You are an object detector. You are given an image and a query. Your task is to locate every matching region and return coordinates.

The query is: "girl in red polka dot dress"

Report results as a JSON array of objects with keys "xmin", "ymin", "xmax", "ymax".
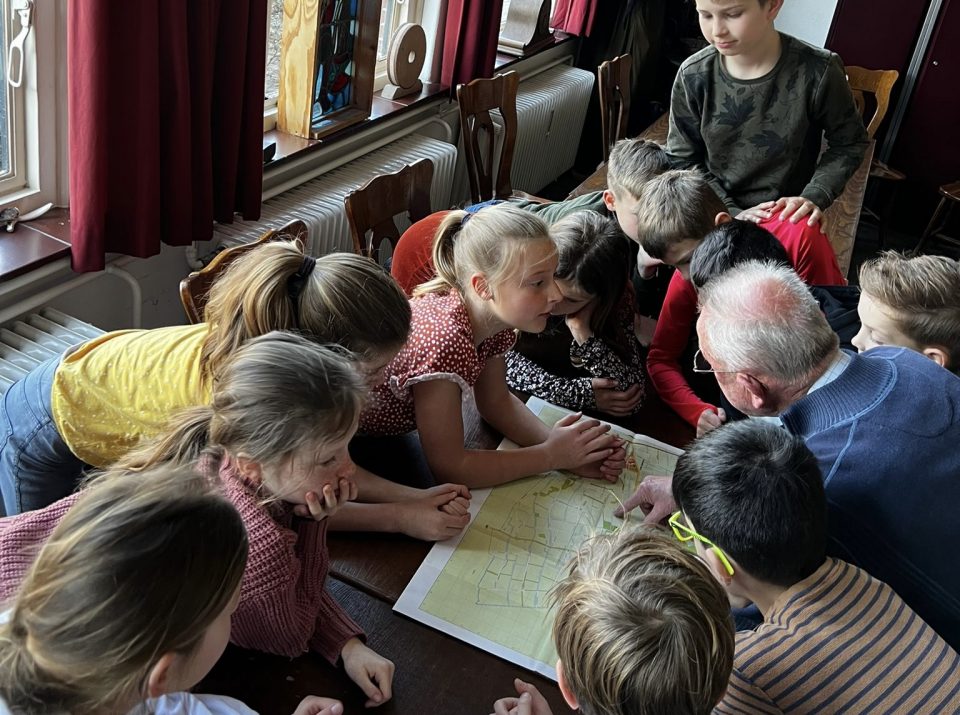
[{"xmin": 359, "ymin": 204, "xmax": 626, "ymax": 488}]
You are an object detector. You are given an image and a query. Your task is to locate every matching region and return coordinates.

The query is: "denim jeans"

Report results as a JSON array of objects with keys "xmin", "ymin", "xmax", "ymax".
[{"xmin": 0, "ymin": 356, "xmax": 85, "ymax": 515}]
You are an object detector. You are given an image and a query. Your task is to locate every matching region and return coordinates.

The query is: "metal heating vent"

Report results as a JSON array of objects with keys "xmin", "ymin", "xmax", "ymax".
[{"xmin": 0, "ymin": 308, "xmax": 104, "ymax": 395}]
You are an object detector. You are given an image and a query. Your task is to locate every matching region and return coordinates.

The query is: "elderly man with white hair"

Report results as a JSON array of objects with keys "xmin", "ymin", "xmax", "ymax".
[{"xmin": 619, "ymin": 261, "xmax": 960, "ymax": 651}]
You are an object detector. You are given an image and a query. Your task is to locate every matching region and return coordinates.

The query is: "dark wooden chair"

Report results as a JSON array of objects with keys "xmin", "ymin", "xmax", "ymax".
[
  {"xmin": 457, "ymin": 71, "xmax": 543, "ymax": 204},
  {"xmin": 914, "ymin": 181, "xmax": 960, "ymax": 255},
  {"xmin": 179, "ymin": 219, "xmax": 309, "ymax": 324},
  {"xmin": 598, "ymin": 54, "xmax": 632, "ymax": 163},
  {"xmin": 846, "ymin": 65, "xmax": 905, "ymax": 247},
  {"xmin": 343, "ymin": 159, "xmax": 435, "ymax": 262}
]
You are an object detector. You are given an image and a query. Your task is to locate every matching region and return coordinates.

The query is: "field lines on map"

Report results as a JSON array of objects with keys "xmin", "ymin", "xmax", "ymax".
[{"xmin": 394, "ymin": 397, "xmax": 683, "ymax": 680}]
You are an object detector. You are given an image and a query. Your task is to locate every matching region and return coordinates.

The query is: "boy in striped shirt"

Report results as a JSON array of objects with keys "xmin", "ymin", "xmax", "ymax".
[{"xmin": 672, "ymin": 420, "xmax": 960, "ymax": 714}]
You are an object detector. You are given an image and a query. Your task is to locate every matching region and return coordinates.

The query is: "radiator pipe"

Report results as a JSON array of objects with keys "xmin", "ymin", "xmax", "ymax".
[{"xmin": 0, "ymin": 263, "xmax": 142, "ymax": 328}]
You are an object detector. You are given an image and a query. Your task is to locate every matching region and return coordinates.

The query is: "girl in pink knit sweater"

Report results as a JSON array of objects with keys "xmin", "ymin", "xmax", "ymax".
[
  {"xmin": 112, "ymin": 331, "xmax": 397, "ymax": 708},
  {"xmin": 0, "ymin": 463, "xmax": 343, "ymax": 715}
]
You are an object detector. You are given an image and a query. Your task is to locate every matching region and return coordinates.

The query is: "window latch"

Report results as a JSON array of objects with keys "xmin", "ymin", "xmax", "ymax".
[{"xmin": 7, "ymin": 0, "xmax": 34, "ymax": 89}]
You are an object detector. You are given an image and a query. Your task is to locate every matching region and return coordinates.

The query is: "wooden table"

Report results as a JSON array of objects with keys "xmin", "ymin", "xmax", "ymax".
[
  {"xmin": 570, "ymin": 113, "xmax": 875, "ymax": 278},
  {"xmin": 201, "ymin": 365, "xmax": 694, "ymax": 713}
]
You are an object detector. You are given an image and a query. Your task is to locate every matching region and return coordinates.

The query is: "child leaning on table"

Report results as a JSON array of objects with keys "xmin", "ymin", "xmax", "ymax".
[
  {"xmin": 360, "ymin": 204, "xmax": 626, "ymax": 489},
  {"xmin": 505, "ymin": 211, "xmax": 647, "ymax": 416},
  {"xmin": 854, "ymin": 251, "xmax": 960, "ymax": 372},
  {"xmin": 673, "ymin": 420, "xmax": 960, "ymax": 713},
  {"xmin": 0, "ymin": 332, "xmax": 396, "ymax": 708},
  {"xmin": 666, "ymin": 0, "xmax": 868, "ymax": 226},
  {"xmin": 491, "ymin": 527, "xmax": 735, "ymax": 715},
  {"xmin": 0, "ymin": 463, "xmax": 343, "ymax": 715}
]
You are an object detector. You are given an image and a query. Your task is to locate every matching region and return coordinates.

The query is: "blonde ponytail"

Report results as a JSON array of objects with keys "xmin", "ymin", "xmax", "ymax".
[{"xmin": 414, "ymin": 204, "xmax": 552, "ymax": 297}]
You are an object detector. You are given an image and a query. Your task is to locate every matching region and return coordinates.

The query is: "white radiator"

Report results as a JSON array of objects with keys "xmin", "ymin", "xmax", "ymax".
[
  {"xmin": 213, "ymin": 134, "xmax": 458, "ymax": 261},
  {"xmin": 451, "ymin": 64, "xmax": 595, "ymax": 204},
  {"xmin": 0, "ymin": 308, "xmax": 104, "ymax": 395},
  {"xmin": 512, "ymin": 64, "xmax": 594, "ymax": 195}
]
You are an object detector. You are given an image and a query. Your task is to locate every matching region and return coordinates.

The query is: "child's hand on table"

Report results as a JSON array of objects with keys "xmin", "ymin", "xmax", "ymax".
[
  {"xmin": 341, "ymin": 638, "xmax": 395, "ymax": 708},
  {"xmin": 292, "ymin": 696, "xmax": 344, "ymax": 715},
  {"xmin": 592, "ymin": 378, "xmax": 643, "ymax": 416},
  {"xmin": 294, "ymin": 478, "xmax": 358, "ymax": 521},
  {"xmin": 395, "ymin": 484, "xmax": 472, "ymax": 541},
  {"xmin": 491, "ymin": 678, "xmax": 554, "ymax": 715},
  {"xmin": 696, "ymin": 407, "xmax": 726, "ymax": 437},
  {"xmin": 544, "ymin": 413, "xmax": 615, "ymax": 474}
]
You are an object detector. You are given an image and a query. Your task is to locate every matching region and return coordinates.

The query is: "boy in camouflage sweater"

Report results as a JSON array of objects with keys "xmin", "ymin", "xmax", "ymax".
[{"xmin": 666, "ymin": 0, "xmax": 868, "ymax": 227}]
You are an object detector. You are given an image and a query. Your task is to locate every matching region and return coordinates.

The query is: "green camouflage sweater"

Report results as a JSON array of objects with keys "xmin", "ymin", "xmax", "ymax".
[{"xmin": 666, "ymin": 33, "xmax": 868, "ymax": 214}]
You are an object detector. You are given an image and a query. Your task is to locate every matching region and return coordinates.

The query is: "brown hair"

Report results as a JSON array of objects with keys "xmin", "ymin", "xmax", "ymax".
[
  {"xmin": 552, "ymin": 526, "xmax": 734, "ymax": 715},
  {"xmin": 606, "ymin": 138, "xmax": 670, "ymax": 200},
  {"xmin": 552, "ymin": 211, "xmax": 632, "ymax": 355},
  {"xmin": 121, "ymin": 332, "xmax": 365, "ymax": 496},
  {"xmin": 0, "ymin": 465, "xmax": 248, "ymax": 714},
  {"xmin": 859, "ymin": 251, "xmax": 960, "ymax": 370},
  {"xmin": 200, "ymin": 241, "xmax": 411, "ymax": 379},
  {"xmin": 634, "ymin": 170, "xmax": 728, "ymax": 259},
  {"xmin": 415, "ymin": 204, "xmax": 553, "ymax": 297}
]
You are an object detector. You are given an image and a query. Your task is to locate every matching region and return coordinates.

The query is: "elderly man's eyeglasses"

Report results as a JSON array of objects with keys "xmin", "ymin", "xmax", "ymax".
[
  {"xmin": 669, "ymin": 511, "xmax": 735, "ymax": 576},
  {"xmin": 692, "ymin": 348, "xmax": 716, "ymax": 373}
]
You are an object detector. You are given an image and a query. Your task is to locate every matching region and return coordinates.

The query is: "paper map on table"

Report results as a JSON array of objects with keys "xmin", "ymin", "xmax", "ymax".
[{"xmin": 393, "ymin": 397, "xmax": 683, "ymax": 680}]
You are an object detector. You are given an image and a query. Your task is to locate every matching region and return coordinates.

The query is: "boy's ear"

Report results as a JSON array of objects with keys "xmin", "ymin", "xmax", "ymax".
[
  {"xmin": 602, "ymin": 189, "xmax": 617, "ymax": 213},
  {"xmin": 922, "ymin": 345, "xmax": 950, "ymax": 369},
  {"xmin": 556, "ymin": 660, "xmax": 580, "ymax": 710},
  {"xmin": 714, "ymin": 211, "xmax": 733, "ymax": 226},
  {"xmin": 704, "ymin": 549, "xmax": 736, "ymax": 589},
  {"xmin": 470, "ymin": 273, "xmax": 493, "ymax": 301},
  {"xmin": 735, "ymin": 372, "xmax": 769, "ymax": 411},
  {"xmin": 765, "ymin": 0, "xmax": 784, "ymax": 20},
  {"xmin": 146, "ymin": 652, "xmax": 178, "ymax": 698}
]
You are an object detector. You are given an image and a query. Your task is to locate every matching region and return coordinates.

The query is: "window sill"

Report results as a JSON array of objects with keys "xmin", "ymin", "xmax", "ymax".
[
  {"xmin": 262, "ymin": 32, "xmax": 577, "ymax": 171},
  {"xmin": 262, "ymin": 81, "xmax": 451, "ymax": 171},
  {"xmin": 0, "ymin": 207, "xmax": 71, "ymax": 282}
]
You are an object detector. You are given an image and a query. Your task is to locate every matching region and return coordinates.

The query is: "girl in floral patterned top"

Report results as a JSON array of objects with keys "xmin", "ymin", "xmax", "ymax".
[
  {"xmin": 506, "ymin": 211, "xmax": 647, "ymax": 416},
  {"xmin": 359, "ymin": 204, "xmax": 625, "ymax": 488}
]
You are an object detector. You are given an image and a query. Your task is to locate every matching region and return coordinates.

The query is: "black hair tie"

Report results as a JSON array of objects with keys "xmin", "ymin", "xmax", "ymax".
[{"xmin": 287, "ymin": 255, "xmax": 317, "ymax": 330}]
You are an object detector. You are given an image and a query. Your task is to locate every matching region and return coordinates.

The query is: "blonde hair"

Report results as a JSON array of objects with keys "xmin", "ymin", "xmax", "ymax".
[
  {"xmin": 552, "ymin": 527, "xmax": 734, "ymax": 715},
  {"xmin": 122, "ymin": 332, "xmax": 365, "ymax": 487},
  {"xmin": 634, "ymin": 170, "xmax": 728, "ymax": 259},
  {"xmin": 859, "ymin": 251, "xmax": 960, "ymax": 369},
  {"xmin": 200, "ymin": 242, "xmax": 411, "ymax": 379},
  {"xmin": 606, "ymin": 138, "xmax": 670, "ymax": 200},
  {"xmin": 0, "ymin": 465, "xmax": 248, "ymax": 714},
  {"xmin": 414, "ymin": 204, "xmax": 553, "ymax": 297}
]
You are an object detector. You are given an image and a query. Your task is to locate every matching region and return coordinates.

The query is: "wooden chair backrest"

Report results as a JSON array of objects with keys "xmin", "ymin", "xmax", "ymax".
[
  {"xmin": 598, "ymin": 54, "xmax": 632, "ymax": 162},
  {"xmin": 456, "ymin": 71, "xmax": 520, "ymax": 204},
  {"xmin": 178, "ymin": 219, "xmax": 309, "ymax": 324},
  {"xmin": 344, "ymin": 159, "xmax": 435, "ymax": 260},
  {"xmin": 845, "ymin": 65, "xmax": 899, "ymax": 140}
]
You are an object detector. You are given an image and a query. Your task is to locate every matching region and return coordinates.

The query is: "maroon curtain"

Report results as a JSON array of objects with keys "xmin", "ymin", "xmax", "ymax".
[
  {"xmin": 441, "ymin": 0, "xmax": 505, "ymax": 89},
  {"xmin": 68, "ymin": 1, "xmax": 267, "ymax": 273},
  {"xmin": 551, "ymin": 0, "xmax": 599, "ymax": 37}
]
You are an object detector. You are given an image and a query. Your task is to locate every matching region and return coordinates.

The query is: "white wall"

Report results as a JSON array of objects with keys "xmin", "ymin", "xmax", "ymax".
[{"xmin": 775, "ymin": 0, "xmax": 840, "ymax": 48}]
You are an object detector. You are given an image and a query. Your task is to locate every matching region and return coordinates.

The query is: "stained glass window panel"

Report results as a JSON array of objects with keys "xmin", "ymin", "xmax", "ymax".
[{"xmin": 313, "ymin": 0, "xmax": 357, "ymax": 122}]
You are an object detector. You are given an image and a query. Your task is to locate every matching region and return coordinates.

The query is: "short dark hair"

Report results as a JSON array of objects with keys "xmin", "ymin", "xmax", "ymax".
[
  {"xmin": 672, "ymin": 421, "xmax": 827, "ymax": 587},
  {"xmin": 690, "ymin": 220, "xmax": 791, "ymax": 290}
]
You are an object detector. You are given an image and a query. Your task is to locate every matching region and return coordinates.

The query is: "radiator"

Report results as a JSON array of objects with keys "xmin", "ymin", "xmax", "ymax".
[
  {"xmin": 512, "ymin": 64, "xmax": 594, "ymax": 195},
  {"xmin": 0, "ymin": 308, "xmax": 104, "ymax": 395},
  {"xmin": 451, "ymin": 64, "xmax": 595, "ymax": 204},
  {"xmin": 213, "ymin": 134, "xmax": 458, "ymax": 261}
]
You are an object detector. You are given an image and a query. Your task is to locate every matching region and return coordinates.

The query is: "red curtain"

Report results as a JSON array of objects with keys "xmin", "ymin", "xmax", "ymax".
[
  {"xmin": 68, "ymin": 1, "xmax": 267, "ymax": 273},
  {"xmin": 551, "ymin": 0, "xmax": 599, "ymax": 37},
  {"xmin": 440, "ymin": 0, "xmax": 505, "ymax": 89}
]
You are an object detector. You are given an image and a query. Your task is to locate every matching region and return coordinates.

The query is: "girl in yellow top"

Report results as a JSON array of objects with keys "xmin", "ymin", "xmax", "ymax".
[{"xmin": 0, "ymin": 242, "xmax": 470, "ymax": 541}]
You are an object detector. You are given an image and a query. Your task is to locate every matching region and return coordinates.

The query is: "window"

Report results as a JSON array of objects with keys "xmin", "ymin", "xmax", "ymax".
[
  {"xmin": 0, "ymin": 0, "xmax": 62, "ymax": 212},
  {"xmin": 373, "ymin": 0, "xmax": 425, "ymax": 92}
]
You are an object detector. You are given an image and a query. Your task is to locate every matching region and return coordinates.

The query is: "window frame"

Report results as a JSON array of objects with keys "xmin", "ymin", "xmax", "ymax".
[
  {"xmin": 0, "ymin": 0, "xmax": 64, "ymax": 214},
  {"xmin": 373, "ymin": 0, "xmax": 426, "ymax": 93}
]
